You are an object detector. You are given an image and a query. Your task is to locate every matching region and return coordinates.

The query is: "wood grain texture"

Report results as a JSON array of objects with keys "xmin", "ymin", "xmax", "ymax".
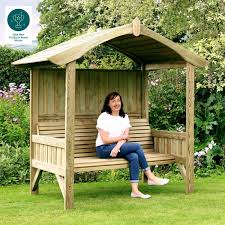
[
  {"xmin": 38, "ymin": 69, "xmax": 142, "ymax": 118},
  {"xmin": 30, "ymin": 69, "xmax": 40, "ymax": 194},
  {"xmin": 64, "ymin": 61, "xmax": 75, "ymax": 209},
  {"xmin": 185, "ymin": 63, "xmax": 195, "ymax": 193}
]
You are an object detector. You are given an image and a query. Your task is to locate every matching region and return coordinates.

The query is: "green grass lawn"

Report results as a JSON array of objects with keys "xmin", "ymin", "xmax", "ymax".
[{"xmin": 0, "ymin": 174, "xmax": 225, "ymax": 225}]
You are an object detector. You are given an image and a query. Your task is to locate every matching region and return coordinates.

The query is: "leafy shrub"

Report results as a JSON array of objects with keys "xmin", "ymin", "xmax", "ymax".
[
  {"xmin": 0, "ymin": 83, "xmax": 29, "ymax": 147},
  {"xmin": 0, "ymin": 142, "xmax": 29, "ymax": 185},
  {"xmin": 0, "ymin": 46, "xmax": 30, "ymax": 89},
  {"xmin": 195, "ymin": 88, "xmax": 225, "ymax": 145}
]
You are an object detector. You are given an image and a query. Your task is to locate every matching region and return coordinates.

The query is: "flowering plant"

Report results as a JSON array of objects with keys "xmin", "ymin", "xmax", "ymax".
[
  {"xmin": 0, "ymin": 83, "xmax": 30, "ymax": 101},
  {"xmin": 0, "ymin": 83, "xmax": 29, "ymax": 147},
  {"xmin": 194, "ymin": 140, "xmax": 217, "ymax": 168}
]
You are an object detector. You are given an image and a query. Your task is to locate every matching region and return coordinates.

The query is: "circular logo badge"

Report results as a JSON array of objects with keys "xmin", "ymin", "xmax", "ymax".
[{"xmin": 7, "ymin": 9, "xmax": 30, "ymax": 31}]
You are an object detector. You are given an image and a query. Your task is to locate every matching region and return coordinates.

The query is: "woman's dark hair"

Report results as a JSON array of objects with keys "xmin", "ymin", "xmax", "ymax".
[{"xmin": 101, "ymin": 92, "xmax": 126, "ymax": 117}]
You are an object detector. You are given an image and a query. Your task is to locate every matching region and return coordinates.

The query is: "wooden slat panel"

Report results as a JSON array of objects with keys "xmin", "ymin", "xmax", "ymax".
[
  {"xmin": 37, "ymin": 118, "xmax": 154, "ymax": 157},
  {"xmin": 38, "ymin": 69, "xmax": 143, "ymax": 117}
]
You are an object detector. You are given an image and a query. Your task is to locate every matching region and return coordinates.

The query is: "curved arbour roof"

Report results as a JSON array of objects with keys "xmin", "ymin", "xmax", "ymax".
[{"xmin": 12, "ymin": 18, "xmax": 208, "ymax": 68}]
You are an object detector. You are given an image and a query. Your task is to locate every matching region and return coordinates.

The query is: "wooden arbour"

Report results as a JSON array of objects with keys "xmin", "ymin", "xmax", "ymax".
[{"xmin": 13, "ymin": 18, "xmax": 208, "ymax": 209}]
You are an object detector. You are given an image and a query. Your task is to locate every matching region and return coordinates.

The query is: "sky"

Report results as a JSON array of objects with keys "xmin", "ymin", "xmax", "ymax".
[{"xmin": 0, "ymin": 0, "xmax": 41, "ymax": 45}]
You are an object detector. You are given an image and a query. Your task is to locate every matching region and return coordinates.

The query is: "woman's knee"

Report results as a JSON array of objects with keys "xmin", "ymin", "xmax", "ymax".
[
  {"xmin": 127, "ymin": 152, "xmax": 139, "ymax": 162},
  {"xmin": 129, "ymin": 142, "xmax": 142, "ymax": 150}
]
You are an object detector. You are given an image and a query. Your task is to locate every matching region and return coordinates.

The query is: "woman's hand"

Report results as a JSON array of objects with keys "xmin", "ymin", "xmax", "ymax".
[
  {"xmin": 110, "ymin": 146, "xmax": 119, "ymax": 157},
  {"xmin": 120, "ymin": 133, "xmax": 129, "ymax": 141}
]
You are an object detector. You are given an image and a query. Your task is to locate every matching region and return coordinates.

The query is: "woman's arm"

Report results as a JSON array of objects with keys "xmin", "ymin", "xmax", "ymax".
[
  {"xmin": 98, "ymin": 129, "xmax": 127, "ymax": 144},
  {"xmin": 110, "ymin": 128, "xmax": 130, "ymax": 157},
  {"xmin": 123, "ymin": 128, "xmax": 129, "ymax": 141}
]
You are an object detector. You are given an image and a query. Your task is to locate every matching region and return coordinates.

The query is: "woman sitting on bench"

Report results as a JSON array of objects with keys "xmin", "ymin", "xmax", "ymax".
[{"xmin": 96, "ymin": 92, "xmax": 169, "ymax": 199}]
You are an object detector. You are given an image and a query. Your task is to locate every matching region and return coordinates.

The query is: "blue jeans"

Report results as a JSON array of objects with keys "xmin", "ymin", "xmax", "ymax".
[{"xmin": 96, "ymin": 142, "xmax": 150, "ymax": 182}]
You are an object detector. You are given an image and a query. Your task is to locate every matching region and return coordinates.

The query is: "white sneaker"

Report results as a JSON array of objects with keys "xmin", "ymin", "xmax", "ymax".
[
  {"xmin": 131, "ymin": 192, "xmax": 151, "ymax": 199},
  {"xmin": 148, "ymin": 178, "xmax": 169, "ymax": 186}
]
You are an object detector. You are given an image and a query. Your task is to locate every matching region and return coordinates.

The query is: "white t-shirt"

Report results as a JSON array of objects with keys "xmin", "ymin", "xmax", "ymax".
[{"xmin": 96, "ymin": 112, "xmax": 132, "ymax": 147}]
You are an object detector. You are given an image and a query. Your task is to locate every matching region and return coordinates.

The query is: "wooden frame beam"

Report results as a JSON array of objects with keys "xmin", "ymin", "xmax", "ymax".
[
  {"xmin": 31, "ymin": 169, "xmax": 43, "ymax": 192},
  {"xmin": 145, "ymin": 62, "xmax": 186, "ymax": 70},
  {"xmin": 64, "ymin": 61, "xmax": 76, "ymax": 209},
  {"xmin": 177, "ymin": 163, "xmax": 187, "ymax": 181},
  {"xmin": 185, "ymin": 63, "xmax": 195, "ymax": 193},
  {"xmin": 56, "ymin": 175, "xmax": 65, "ymax": 199}
]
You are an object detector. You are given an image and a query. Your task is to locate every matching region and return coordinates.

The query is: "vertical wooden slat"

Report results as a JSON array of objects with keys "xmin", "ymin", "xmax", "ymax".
[
  {"xmin": 154, "ymin": 137, "xmax": 159, "ymax": 152},
  {"xmin": 38, "ymin": 72, "xmax": 43, "ymax": 115},
  {"xmin": 127, "ymin": 72, "xmax": 134, "ymax": 112},
  {"xmin": 58, "ymin": 70, "xmax": 66, "ymax": 114},
  {"xmin": 178, "ymin": 140, "xmax": 182, "ymax": 156},
  {"xmin": 30, "ymin": 68, "xmax": 40, "ymax": 194},
  {"xmin": 164, "ymin": 138, "xmax": 168, "ymax": 154},
  {"xmin": 167, "ymin": 139, "xmax": 171, "ymax": 155},
  {"xmin": 52, "ymin": 147, "xmax": 57, "ymax": 165},
  {"xmin": 141, "ymin": 65, "xmax": 148, "ymax": 119},
  {"xmin": 47, "ymin": 145, "xmax": 51, "ymax": 164},
  {"xmin": 62, "ymin": 149, "xmax": 66, "ymax": 167},
  {"xmin": 39, "ymin": 144, "xmax": 43, "ymax": 162},
  {"xmin": 186, "ymin": 63, "xmax": 195, "ymax": 193},
  {"xmin": 57, "ymin": 147, "xmax": 61, "ymax": 166},
  {"xmin": 182, "ymin": 140, "xmax": 186, "ymax": 157},
  {"xmin": 65, "ymin": 61, "xmax": 75, "ymax": 209}
]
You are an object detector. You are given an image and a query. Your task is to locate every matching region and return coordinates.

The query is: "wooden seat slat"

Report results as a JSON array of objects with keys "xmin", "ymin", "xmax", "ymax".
[{"xmin": 74, "ymin": 153, "xmax": 175, "ymax": 166}]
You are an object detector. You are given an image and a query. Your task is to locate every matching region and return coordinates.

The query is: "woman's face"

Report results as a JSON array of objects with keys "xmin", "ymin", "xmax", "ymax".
[{"xmin": 108, "ymin": 95, "xmax": 121, "ymax": 113}]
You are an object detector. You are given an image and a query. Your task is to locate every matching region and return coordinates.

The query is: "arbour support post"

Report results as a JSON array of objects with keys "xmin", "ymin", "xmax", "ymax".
[
  {"xmin": 30, "ymin": 69, "xmax": 42, "ymax": 194},
  {"xmin": 64, "ymin": 61, "xmax": 76, "ymax": 209},
  {"xmin": 185, "ymin": 63, "xmax": 195, "ymax": 193}
]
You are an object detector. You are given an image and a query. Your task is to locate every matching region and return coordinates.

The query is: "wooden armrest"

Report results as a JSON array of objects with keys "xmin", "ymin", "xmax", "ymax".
[{"xmin": 32, "ymin": 135, "xmax": 65, "ymax": 148}]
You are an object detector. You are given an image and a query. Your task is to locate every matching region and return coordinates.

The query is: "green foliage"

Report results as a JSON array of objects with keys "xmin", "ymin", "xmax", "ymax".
[
  {"xmin": 37, "ymin": 0, "xmax": 160, "ymax": 50},
  {"xmin": 195, "ymin": 90, "xmax": 225, "ymax": 144},
  {"xmin": 76, "ymin": 46, "xmax": 137, "ymax": 70},
  {"xmin": 0, "ymin": 142, "xmax": 29, "ymax": 185},
  {"xmin": 0, "ymin": 46, "xmax": 30, "ymax": 89},
  {"xmin": 148, "ymin": 69, "xmax": 186, "ymax": 131},
  {"xmin": 159, "ymin": 0, "xmax": 225, "ymax": 92},
  {"xmin": 97, "ymin": 169, "xmax": 130, "ymax": 182},
  {"xmin": 0, "ymin": 83, "xmax": 29, "ymax": 147}
]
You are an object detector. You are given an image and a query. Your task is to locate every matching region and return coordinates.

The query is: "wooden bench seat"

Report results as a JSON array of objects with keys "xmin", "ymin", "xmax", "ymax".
[
  {"xmin": 36, "ymin": 118, "xmax": 176, "ymax": 173},
  {"xmin": 74, "ymin": 152, "xmax": 176, "ymax": 172}
]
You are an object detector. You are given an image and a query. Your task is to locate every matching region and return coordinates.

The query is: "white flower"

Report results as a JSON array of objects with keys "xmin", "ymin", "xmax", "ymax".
[
  {"xmin": 150, "ymin": 81, "xmax": 156, "ymax": 86},
  {"xmin": 9, "ymin": 83, "xmax": 16, "ymax": 88},
  {"xmin": 194, "ymin": 152, "xmax": 199, "ymax": 156},
  {"xmin": 200, "ymin": 151, "xmax": 206, "ymax": 156},
  {"xmin": 198, "ymin": 151, "xmax": 205, "ymax": 157},
  {"xmin": 208, "ymin": 144, "xmax": 213, "ymax": 149},
  {"xmin": 155, "ymin": 165, "xmax": 158, "ymax": 168},
  {"xmin": 19, "ymin": 83, "xmax": 26, "ymax": 89}
]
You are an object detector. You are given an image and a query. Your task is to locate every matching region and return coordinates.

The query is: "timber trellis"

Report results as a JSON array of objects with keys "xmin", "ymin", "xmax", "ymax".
[{"xmin": 13, "ymin": 18, "xmax": 208, "ymax": 209}]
